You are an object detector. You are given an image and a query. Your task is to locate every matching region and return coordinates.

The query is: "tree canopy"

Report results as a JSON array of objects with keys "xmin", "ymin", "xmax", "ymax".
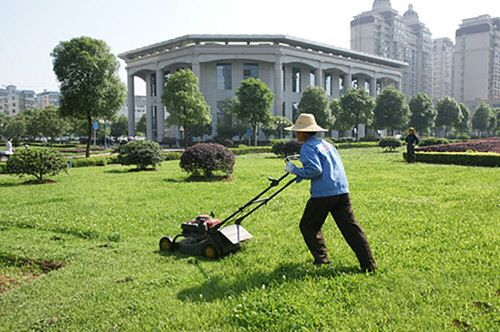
[
  {"xmin": 435, "ymin": 97, "xmax": 462, "ymax": 138},
  {"xmin": 409, "ymin": 93, "xmax": 436, "ymax": 135},
  {"xmin": 339, "ymin": 88, "xmax": 375, "ymax": 140},
  {"xmin": 374, "ymin": 87, "xmax": 409, "ymax": 134},
  {"xmin": 234, "ymin": 78, "xmax": 274, "ymax": 146},
  {"xmin": 298, "ymin": 86, "xmax": 334, "ymax": 130},
  {"xmin": 52, "ymin": 36, "xmax": 125, "ymax": 157},
  {"xmin": 162, "ymin": 69, "xmax": 211, "ymax": 147}
]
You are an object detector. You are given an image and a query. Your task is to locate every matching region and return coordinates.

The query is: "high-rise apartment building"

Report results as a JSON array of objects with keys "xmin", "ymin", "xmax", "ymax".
[
  {"xmin": 432, "ymin": 38, "xmax": 454, "ymax": 101},
  {"xmin": 351, "ymin": 0, "xmax": 432, "ymax": 96},
  {"xmin": 453, "ymin": 15, "xmax": 500, "ymax": 107},
  {"xmin": 0, "ymin": 85, "xmax": 36, "ymax": 116}
]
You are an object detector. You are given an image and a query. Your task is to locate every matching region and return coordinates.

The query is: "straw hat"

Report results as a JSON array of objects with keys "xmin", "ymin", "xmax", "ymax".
[{"xmin": 285, "ymin": 113, "xmax": 328, "ymax": 132}]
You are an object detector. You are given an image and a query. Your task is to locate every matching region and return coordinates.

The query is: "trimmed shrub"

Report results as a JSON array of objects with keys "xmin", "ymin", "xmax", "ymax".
[
  {"xmin": 5, "ymin": 148, "xmax": 66, "ymax": 182},
  {"xmin": 0, "ymin": 162, "xmax": 6, "ymax": 174},
  {"xmin": 359, "ymin": 135, "xmax": 379, "ymax": 142},
  {"xmin": 163, "ymin": 151, "xmax": 183, "ymax": 161},
  {"xmin": 419, "ymin": 137, "xmax": 449, "ymax": 147},
  {"xmin": 230, "ymin": 146, "xmax": 272, "ymax": 155},
  {"xmin": 336, "ymin": 142, "xmax": 378, "ymax": 149},
  {"xmin": 70, "ymin": 156, "xmax": 109, "ymax": 168},
  {"xmin": 117, "ymin": 140, "xmax": 163, "ymax": 170},
  {"xmin": 403, "ymin": 152, "xmax": 500, "ymax": 167},
  {"xmin": 271, "ymin": 139, "xmax": 302, "ymax": 156},
  {"xmin": 378, "ymin": 137, "xmax": 402, "ymax": 151},
  {"xmin": 180, "ymin": 143, "xmax": 235, "ymax": 178}
]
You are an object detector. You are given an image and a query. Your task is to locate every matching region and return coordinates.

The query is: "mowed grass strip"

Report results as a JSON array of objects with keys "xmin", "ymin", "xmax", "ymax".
[{"xmin": 0, "ymin": 148, "xmax": 498, "ymax": 331}]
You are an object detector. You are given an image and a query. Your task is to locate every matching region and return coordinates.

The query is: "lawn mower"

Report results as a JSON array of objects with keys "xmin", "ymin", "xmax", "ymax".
[{"xmin": 159, "ymin": 156, "xmax": 299, "ymax": 259}]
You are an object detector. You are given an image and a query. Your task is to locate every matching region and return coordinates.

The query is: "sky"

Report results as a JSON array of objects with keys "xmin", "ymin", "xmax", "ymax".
[{"xmin": 1, "ymin": 0, "xmax": 499, "ymax": 95}]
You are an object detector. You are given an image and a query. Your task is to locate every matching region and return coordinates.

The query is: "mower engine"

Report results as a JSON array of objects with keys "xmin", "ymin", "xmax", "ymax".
[{"xmin": 181, "ymin": 215, "xmax": 221, "ymax": 240}]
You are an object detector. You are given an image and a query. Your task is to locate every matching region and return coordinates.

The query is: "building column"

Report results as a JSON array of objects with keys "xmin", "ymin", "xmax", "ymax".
[
  {"xmin": 332, "ymin": 72, "xmax": 340, "ymax": 98},
  {"xmin": 191, "ymin": 61, "xmax": 201, "ymax": 81},
  {"xmin": 156, "ymin": 68, "xmax": 165, "ymax": 142},
  {"xmin": 344, "ymin": 69, "xmax": 352, "ymax": 92},
  {"xmin": 315, "ymin": 62, "xmax": 323, "ymax": 89},
  {"xmin": 274, "ymin": 58, "xmax": 283, "ymax": 116},
  {"xmin": 301, "ymin": 67, "xmax": 309, "ymax": 92},
  {"xmin": 127, "ymin": 74, "xmax": 135, "ymax": 136},
  {"xmin": 145, "ymin": 73, "xmax": 153, "ymax": 141},
  {"xmin": 370, "ymin": 76, "xmax": 377, "ymax": 97}
]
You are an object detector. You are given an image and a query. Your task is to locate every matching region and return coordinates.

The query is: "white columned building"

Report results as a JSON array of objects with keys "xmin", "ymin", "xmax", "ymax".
[{"xmin": 119, "ymin": 35, "xmax": 407, "ymax": 141}]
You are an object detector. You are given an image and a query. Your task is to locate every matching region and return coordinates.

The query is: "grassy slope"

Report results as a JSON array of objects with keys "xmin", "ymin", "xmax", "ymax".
[{"xmin": 0, "ymin": 149, "xmax": 498, "ymax": 331}]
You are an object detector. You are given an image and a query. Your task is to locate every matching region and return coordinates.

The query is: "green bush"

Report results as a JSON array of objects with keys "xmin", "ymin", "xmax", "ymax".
[
  {"xmin": 336, "ymin": 142, "xmax": 378, "ymax": 149},
  {"xmin": 0, "ymin": 162, "xmax": 6, "ymax": 174},
  {"xmin": 403, "ymin": 152, "xmax": 500, "ymax": 167},
  {"xmin": 163, "ymin": 151, "xmax": 183, "ymax": 161},
  {"xmin": 5, "ymin": 148, "xmax": 67, "ymax": 182},
  {"xmin": 70, "ymin": 156, "xmax": 109, "ymax": 168},
  {"xmin": 230, "ymin": 146, "xmax": 272, "ymax": 155},
  {"xmin": 419, "ymin": 137, "xmax": 449, "ymax": 147},
  {"xmin": 378, "ymin": 137, "xmax": 402, "ymax": 151},
  {"xmin": 180, "ymin": 143, "xmax": 235, "ymax": 178},
  {"xmin": 271, "ymin": 139, "xmax": 302, "ymax": 156},
  {"xmin": 117, "ymin": 140, "xmax": 164, "ymax": 170}
]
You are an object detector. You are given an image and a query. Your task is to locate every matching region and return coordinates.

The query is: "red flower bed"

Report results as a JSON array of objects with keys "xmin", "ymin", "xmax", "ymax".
[{"xmin": 416, "ymin": 138, "xmax": 500, "ymax": 153}]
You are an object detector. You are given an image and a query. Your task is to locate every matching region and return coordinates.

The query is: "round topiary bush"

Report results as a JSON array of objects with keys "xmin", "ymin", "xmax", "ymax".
[
  {"xmin": 378, "ymin": 137, "xmax": 402, "ymax": 151},
  {"xmin": 271, "ymin": 139, "xmax": 302, "ymax": 156},
  {"xmin": 6, "ymin": 148, "xmax": 66, "ymax": 183},
  {"xmin": 180, "ymin": 143, "xmax": 235, "ymax": 178},
  {"xmin": 117, "ymin": 140, "xmax": 163, "ymax": 170}
]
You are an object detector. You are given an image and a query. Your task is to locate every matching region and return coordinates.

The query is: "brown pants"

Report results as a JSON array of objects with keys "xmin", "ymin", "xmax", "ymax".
[{"xmin": 299, "ymin": 194, "xmax": 376, "ymax": 270}]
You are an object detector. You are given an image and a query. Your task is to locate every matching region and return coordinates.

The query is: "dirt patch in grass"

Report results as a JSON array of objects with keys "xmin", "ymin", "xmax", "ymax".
[{"xmin": 0, "ymin": 254, "xmax": 64, "ymax": 294}]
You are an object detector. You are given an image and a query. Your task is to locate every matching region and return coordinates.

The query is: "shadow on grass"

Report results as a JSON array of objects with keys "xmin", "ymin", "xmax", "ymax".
[
  {"xmin": 104, "ymin": 169, "xmax": 129, "ymax": 174},
  {"xmin": 0, "ymin": 182, "xmax": 23, "ymax": 188},
  {"xmin": 163, "ymin": 175, "xmax": 233, "ymax": 183},
  {"xmin": 176, "ymin": 261, "xmax": 361, "ymax": 303},
  {"xmin": 0, "ymin": 179, "xmax": 56, "ymax": 187}
]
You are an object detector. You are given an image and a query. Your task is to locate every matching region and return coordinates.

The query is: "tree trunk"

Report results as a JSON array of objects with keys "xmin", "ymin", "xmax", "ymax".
[
  {"xmin": 86, "ymin": 113, "xmax": 92, "ymax": 158},
  {"xmin": 183, "ymin": 124, "xmax": 189, "ymax": 148},
  {"xmin": 355, "ymin": 124, "xmax": 359, "ymax": 142},
  {"xmin": 253, "ymin": 124, "xmax": 258, "ymax": 146}
]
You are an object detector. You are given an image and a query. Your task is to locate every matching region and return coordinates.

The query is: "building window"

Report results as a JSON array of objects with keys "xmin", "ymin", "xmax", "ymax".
[
  {"xmin": 310, "ymin": 71, "xmax": 315, "ymax": 87},
  {"xmin": 292, "ymin": 67, "xmax": 301, "ymax": 93},
  {"xmin": 292, "ymin": 102, "xmax": 299, "ymax": 121},
  {"xmin": 216, "ymin": 64, "xmax": 232, "ymax": 90},
  {"xmin": 243, "ymin": 63, "xmax": 258, "ymax": 79}
]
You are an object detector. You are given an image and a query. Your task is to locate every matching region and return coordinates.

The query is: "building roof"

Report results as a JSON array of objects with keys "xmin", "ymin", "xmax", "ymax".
[{"xmin": 118, "ymin": 34, "xmax": 408, "ymax": 69}]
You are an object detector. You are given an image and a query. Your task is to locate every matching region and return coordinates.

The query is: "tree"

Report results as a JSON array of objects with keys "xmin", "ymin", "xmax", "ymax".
[
  {"xmin": 234, "ymin": 78, "xmax": 274, "ymax": 146},
  {"xmin": 52, "ymin": 36, "xmax": 126, "ymax": 157},
  {"xmin": 110, "ymin": 115, "xmax": 129, "ymax": 138},
  {"xmin": 216, "ymin": 97, "xmax": 247, "ymax": 141},
  {"xmin": 339, "ymin": 88, "xmax": 375, "ymax": 141},
  {"xmin": 4, "ymin": 116, "xmax": 26, "ymax": 142},
  {"xmin": 435, "ymin": 97, "xmax": 462, "ymax": 138},
  {"xmin": 471, "ymin": 102, "xmax": 491, "ymax": 138},
  {"xmin": 0, "ymin": 112, "xmax": 9, "ymax": 138},
  {"xmin": 35, "ymin": 107, "xmax": 70, "ymax": 141},
  {"xmin": 409, "ymin": 93, "xmax": 436, "ymax": 135},
  {"xmin": 263, "ymin": 116, "xmax": 292, "ymax": 139},
  {"xmin": 374, "ymin": 87, "xmax": 409, "ymax": 136},
  {"xmin": 162, "ymin": 69, "xmax": 211, "ymax": 147},
  {"xmin": 298, "ymin": 86, "xmax": 334, "ymax": 129},
  {"xmin": 136, "ymin": 114, "xmax": 147, "ymax": 135},
  {"xmin": 456, "ymin": 103, "xmax": 471, "ymax": 135},
  {"xmin": 6, "ymin": 148, "xmax": 66, "ymax": 183},
  {"xmin": 487, "ymin": 108, "xmax": 497, "ymax": 136}
]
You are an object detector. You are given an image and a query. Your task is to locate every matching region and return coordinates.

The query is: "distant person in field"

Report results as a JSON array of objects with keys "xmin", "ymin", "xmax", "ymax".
[
  {"xmin": 284, "ymin": 113, "xmax": 377, "ymax": 272},
  {"xmin": 405, "ymin": 128, "xmax": 419, "ymax": 163},
  {"xmin": 2, "ymin": 138, "xmax": 14, "ymax": 159}
]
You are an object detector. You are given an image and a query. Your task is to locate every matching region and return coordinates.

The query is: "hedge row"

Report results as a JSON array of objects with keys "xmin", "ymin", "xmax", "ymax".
[
  {"xmin": 403, "ymin": 152, "xmax": 500, "ymax": 167},
  {"xmin": 229, "ymin": 146, "xmax": 273, "ymax": 155},
  {"xmin": 69, "ymin": 156, "xmax": 117, "ymax": 168}
]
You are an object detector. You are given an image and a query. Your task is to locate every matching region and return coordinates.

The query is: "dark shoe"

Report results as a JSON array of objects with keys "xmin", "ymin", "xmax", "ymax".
[
  {"xmin": 361, "ymin": 264, "xmax": 376, "ymax": 273},
  {"xmin": 313, "ymin": 259, "xmax": 331, "ymax": 265}
]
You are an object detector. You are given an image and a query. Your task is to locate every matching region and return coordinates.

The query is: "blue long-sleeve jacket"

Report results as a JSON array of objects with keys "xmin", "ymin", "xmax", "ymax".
[{"xmin": 292, "ymin": 137, "xmax": 349, "ymax": 198}]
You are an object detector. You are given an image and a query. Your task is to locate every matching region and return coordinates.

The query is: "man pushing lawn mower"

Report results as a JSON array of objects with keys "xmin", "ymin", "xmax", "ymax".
[{"xmin": 284, "ymin": 114, "xmax": 377, "ymax": 273}]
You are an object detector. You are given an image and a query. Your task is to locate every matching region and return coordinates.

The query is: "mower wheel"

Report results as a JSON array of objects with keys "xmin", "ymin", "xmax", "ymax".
[
  {"xmin": 159, "ymin": 237, "xmax": 175, "ymax": 252},
  {"xmin": 202, "ymin": 244, "xmax": 219, "ymax": 259}
]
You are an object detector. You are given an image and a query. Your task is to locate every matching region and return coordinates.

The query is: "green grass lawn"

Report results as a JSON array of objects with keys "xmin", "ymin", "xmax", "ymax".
[{"xmin": 0, "ymin": 148, "xmax": 498, "ymax": 331}]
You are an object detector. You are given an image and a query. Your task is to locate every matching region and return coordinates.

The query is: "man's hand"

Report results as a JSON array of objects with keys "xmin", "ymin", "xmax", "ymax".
[{"xmin": 285, "ymin": 161, "xmax": 296, "ymax": 174}]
